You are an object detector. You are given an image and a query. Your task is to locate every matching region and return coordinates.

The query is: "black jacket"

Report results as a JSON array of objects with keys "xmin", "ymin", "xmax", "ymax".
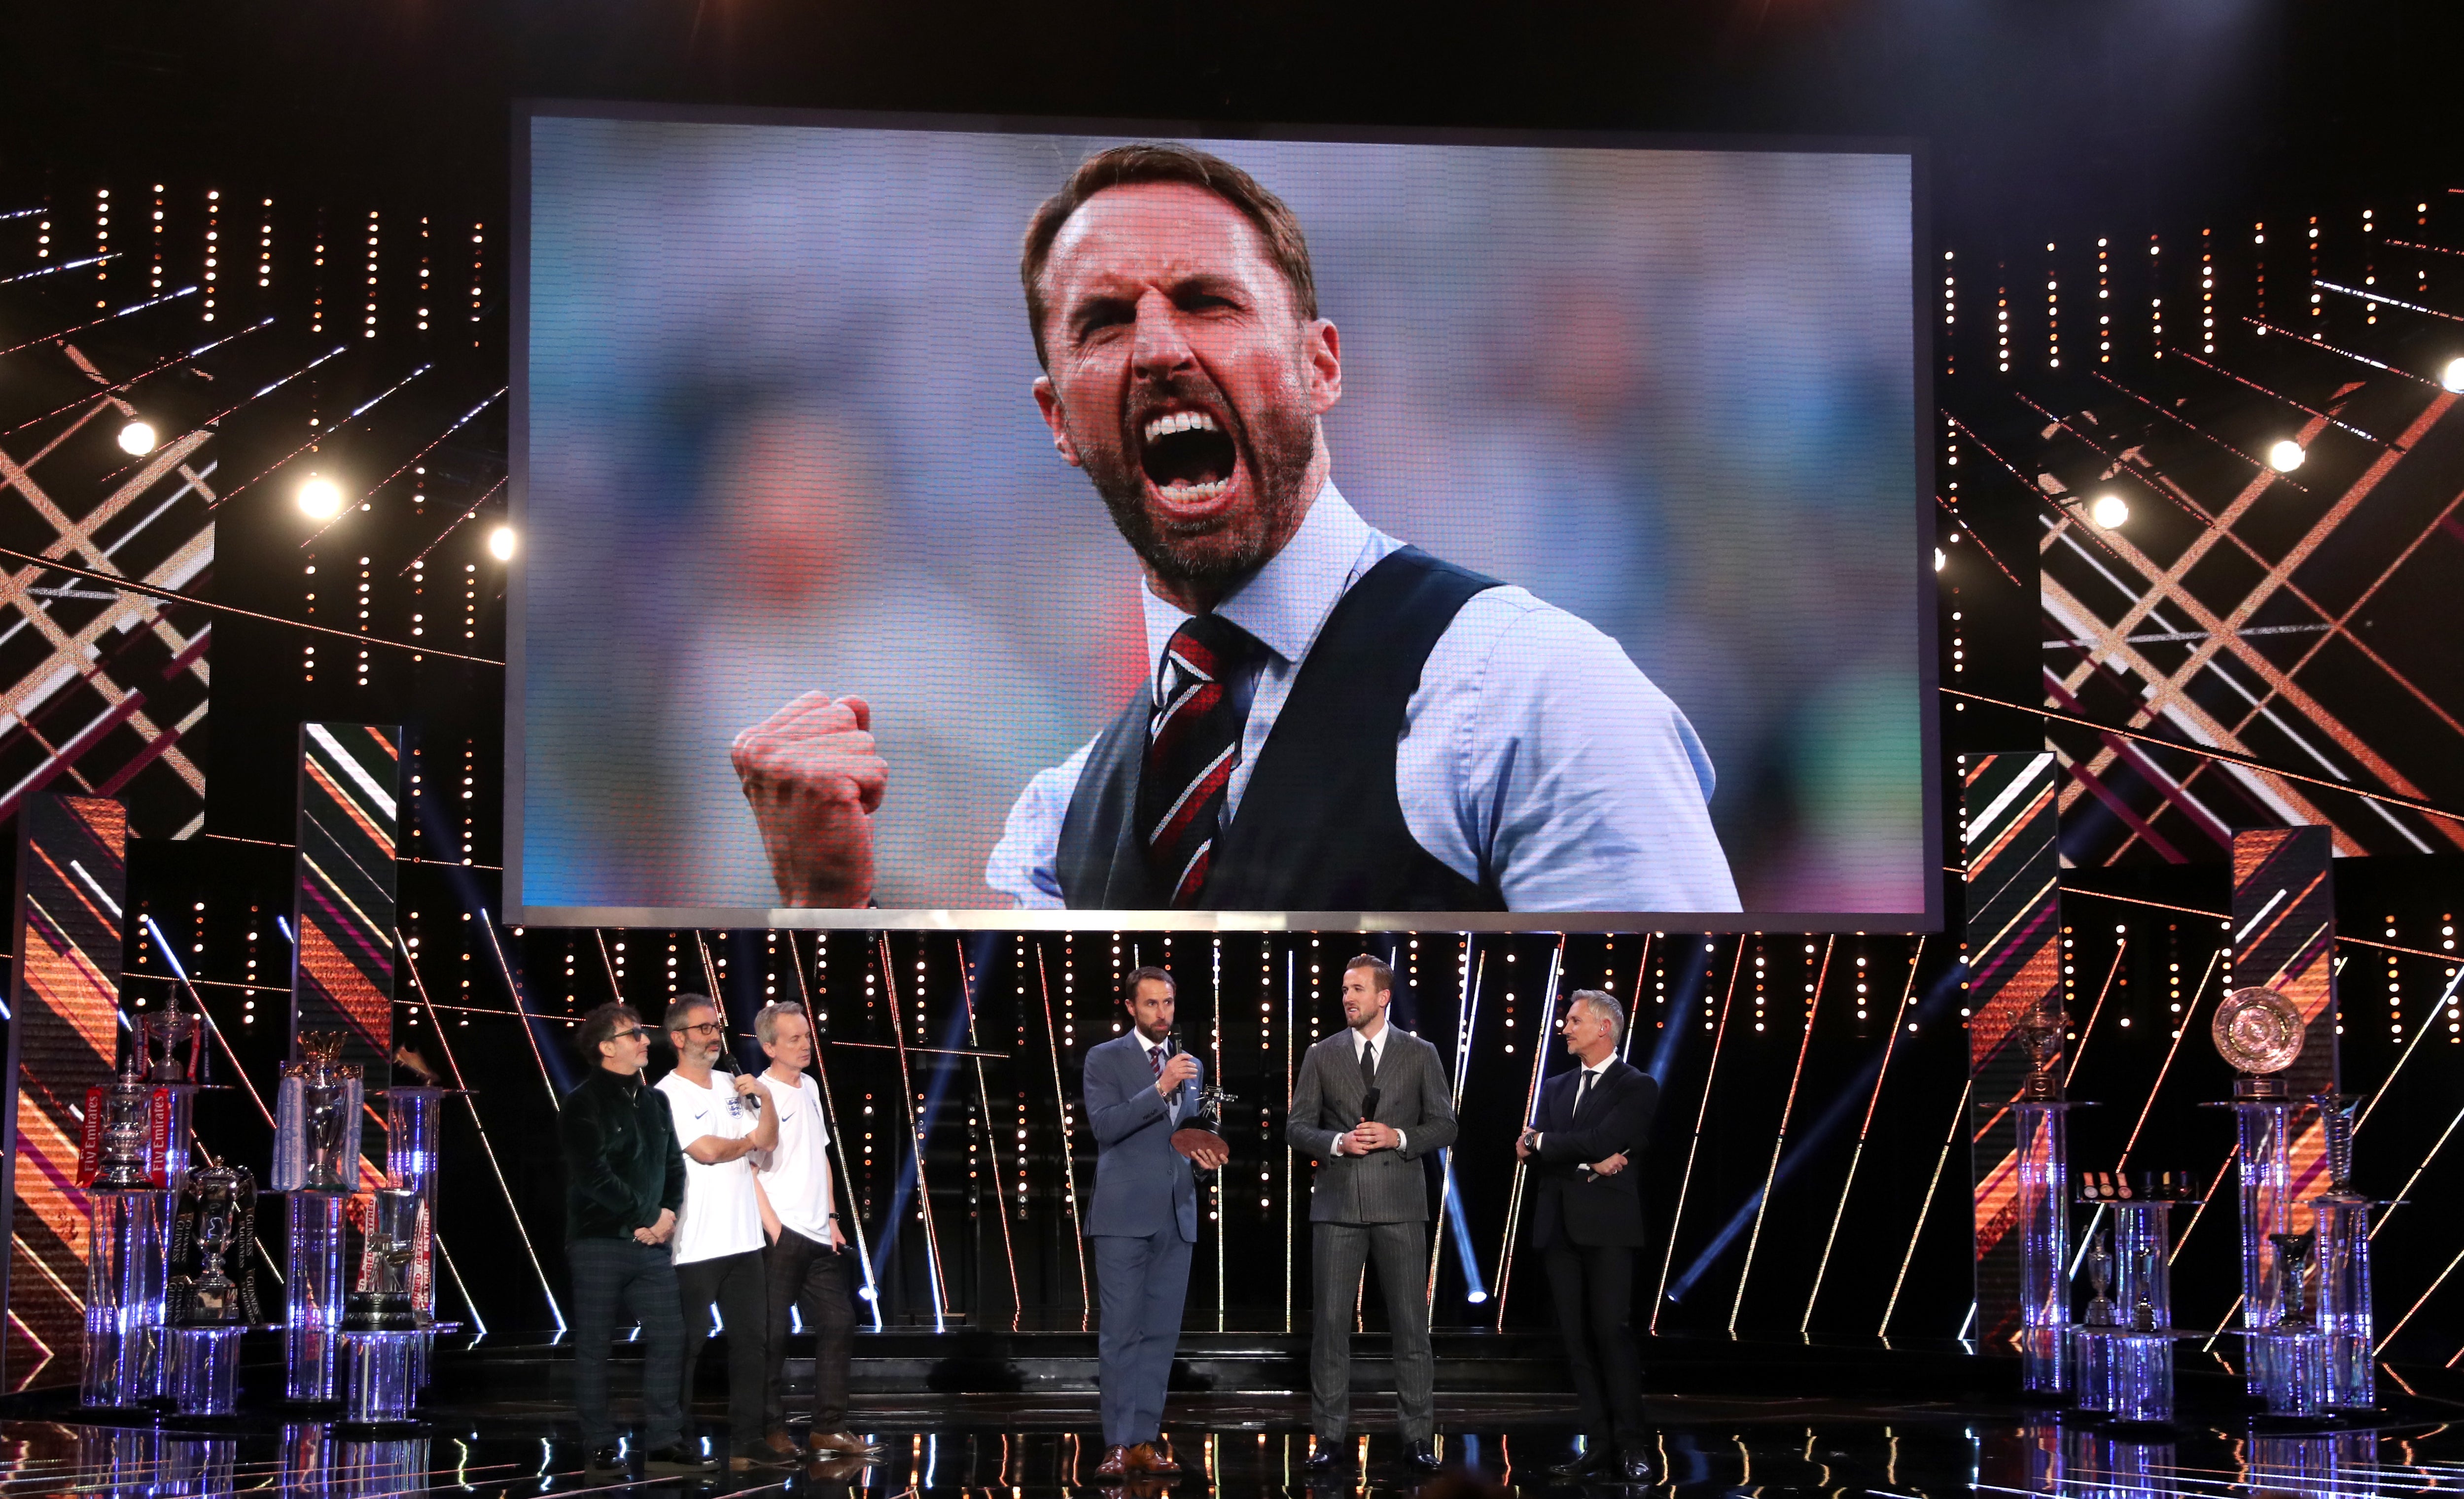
[
  {"xmin": 561, "ymin": 1066, "xmax": 685, "ymax": 1242},
  {"xmin": 1528, "ymin": 1058, "xmax": 1657, "ymax": 1249}
]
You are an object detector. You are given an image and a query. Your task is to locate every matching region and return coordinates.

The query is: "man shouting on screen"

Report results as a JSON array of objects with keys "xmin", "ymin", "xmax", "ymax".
[{"xmin": 731, "ymin": 142, "xmax": 1737, "ymax": 914}]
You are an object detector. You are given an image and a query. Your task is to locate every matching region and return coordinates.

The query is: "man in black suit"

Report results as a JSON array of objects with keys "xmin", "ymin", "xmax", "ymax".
[
  {"xmin": 1517, "ymin": 989, "xmax": 1658, "ymax": 1482},
  {"xmin": 1287, "ymin": 954, "xmax": 1456, "ymax": 1473}
]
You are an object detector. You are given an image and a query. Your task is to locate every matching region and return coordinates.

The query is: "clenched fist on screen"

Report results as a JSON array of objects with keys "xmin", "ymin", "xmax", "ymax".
[{"xmin": 730, "ymin": 691, "xmax": 886, "ymax": 907}]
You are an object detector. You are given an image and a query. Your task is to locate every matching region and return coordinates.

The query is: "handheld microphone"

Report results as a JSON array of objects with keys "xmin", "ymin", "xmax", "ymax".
[{"xmin": 1357, "ymin": 1086, "xmax": 1381, "ymax": 1127}]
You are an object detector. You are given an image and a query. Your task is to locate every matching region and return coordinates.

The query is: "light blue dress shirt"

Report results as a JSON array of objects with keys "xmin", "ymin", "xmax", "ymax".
[{"xmin": 985, "ymin": 485, "xmax": 1740, "ymax": 913}]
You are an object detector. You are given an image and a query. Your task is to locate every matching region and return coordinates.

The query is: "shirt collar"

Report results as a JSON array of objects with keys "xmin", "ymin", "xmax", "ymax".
[
  {"xmin": 1139, "ymin": 481, "xmax": 1375, "ymax": 695},
  {"xmin": 1352, "ymin": 1015, "xmax": 1390, "ymax": 1054}
]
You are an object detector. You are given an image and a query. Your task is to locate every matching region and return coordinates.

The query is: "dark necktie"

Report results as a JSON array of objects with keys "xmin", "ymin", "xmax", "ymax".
[
  {"xmin": 1359, "ymin": 1039, "xmax": 1377, "ymax": 1093},
  {"xmin": 1572, "ymin": 1068, "xmax": 1593, "ymax": 1120},
  {"xmin": 1139, "ymin": 614, "xmax": 1257, "ymax": 906}
]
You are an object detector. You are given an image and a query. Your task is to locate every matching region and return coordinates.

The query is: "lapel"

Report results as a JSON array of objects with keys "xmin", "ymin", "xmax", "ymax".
[{"xmin": 1568, "ymin": 1060, "xmax": 1610, "ymax": 1125}]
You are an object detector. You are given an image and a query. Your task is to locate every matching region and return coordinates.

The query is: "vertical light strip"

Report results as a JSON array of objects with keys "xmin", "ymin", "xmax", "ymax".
[
  {"xmin": 1425, "ymin": 938, "xmax": 1481, "ymax": 1313},
  {"xmin": 1212, "ymin": 936, "xmax": 1225, "ymax": 1332},
  {"xmin": 953, "ymin": 938, "xmax": 1022, "ymax": 1330},
  {"xmin": 1879, "ymin": 1077, "xmax": 1973, "ymax": 1338},
  {"xmin": 1732, "ymin": 936, "xmax": 1833, "ymax": 1334},
  {"xmin": 875, "ymin": 934, "xmax": 948, "ymax": 1330},
  {"xmin": 788, "ymin": 934, "xmax": 881, "ymax": 1332},
  {"xmin": 1652, "ymin": 938, "xmax": 1743, "ymax": 1333},
  {"xmin": 1802, "ymin": 935, "xmax": 1925, "ymax": 1336},
  {"xmin": 1491, "ymin": 938, "xmax": 1565, "ymax": 1331},
  {"xmin": 1034, "ymin": 945, "xmax": 1091, "ymax": 1329},
  {"xmin": 1619, "ymin": 934, "xmax": 1653, "ymax": 1062},
  {"xmin": 1283, "ymin": 944, "xmax": 1296, "ymax": 1335}
]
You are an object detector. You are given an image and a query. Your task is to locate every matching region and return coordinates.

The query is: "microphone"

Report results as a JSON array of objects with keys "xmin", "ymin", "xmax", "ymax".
[{"xmin": 1357, "ymin": 1087, "xmax": 1381, "ymax": 1127}]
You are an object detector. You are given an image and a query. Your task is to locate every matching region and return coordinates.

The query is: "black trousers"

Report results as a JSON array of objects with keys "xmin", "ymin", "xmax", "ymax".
[
  {"xmin": 764, "ymin": 1229, "xmax": 859, "ymax": 1434},
  {"xmin": 568, "ymin": 1237, "xmax": 685, "ymax": 1452},
  {"xmin": 675, "ymin": 1247, "xmax": 768, "ymax": 1448},
  {"xmin": 1545, "ymin": 1242, "xmax": 1644, "ymax": 1450}
]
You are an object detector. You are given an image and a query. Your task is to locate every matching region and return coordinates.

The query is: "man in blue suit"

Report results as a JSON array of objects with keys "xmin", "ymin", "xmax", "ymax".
[{"xmin": 1083, "ymin": 966, "xmax": 1228, "ymax": 1480}]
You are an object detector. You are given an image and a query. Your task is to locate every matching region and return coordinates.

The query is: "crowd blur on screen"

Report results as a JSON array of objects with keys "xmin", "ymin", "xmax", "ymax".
[{"xmin": 520, "ymin": 118, "xmax": 1920, "ymax": 918}]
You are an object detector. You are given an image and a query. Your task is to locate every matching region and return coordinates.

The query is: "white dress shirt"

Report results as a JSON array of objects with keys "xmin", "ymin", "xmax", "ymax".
[
  {"xmin": 1534, "ymin": 1055, "xmax": 1615, "ymax": 1152},
  {"xmin": 1338, "ymin": 1017, "xmax": 1404, "ymax": 1155},
  {"xmin": 985, "ymin": 484, "xmax": 1739, "ymax": 913}
]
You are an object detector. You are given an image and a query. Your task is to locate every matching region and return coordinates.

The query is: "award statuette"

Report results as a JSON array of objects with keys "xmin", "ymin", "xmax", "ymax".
[
  {"xmin": 2213, "ymin": 986, "xmax": 2305, "ymax": 1098},
  {"xmin": 1162, "ymin": 1031, "xmax": 1234, "ymax": 1171}
]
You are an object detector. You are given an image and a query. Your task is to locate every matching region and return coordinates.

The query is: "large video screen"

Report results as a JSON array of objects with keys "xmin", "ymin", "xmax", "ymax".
[{"xmin": 511, "ymin": 104, "xmax": 1937, "ymax": 931}]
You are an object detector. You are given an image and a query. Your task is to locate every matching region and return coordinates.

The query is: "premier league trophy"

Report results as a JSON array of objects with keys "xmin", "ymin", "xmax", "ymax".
[
  {"xmin": 275, "ymin": 1033, "xmax": 363, "ymax": 1404},
  {"xmin": 164, "ymin": 1165, "xmax": 264, "ymax": 1415},
  {"xmin": 2210, "ymin": 985, "xmax": 2306, "ymax": 1402}
]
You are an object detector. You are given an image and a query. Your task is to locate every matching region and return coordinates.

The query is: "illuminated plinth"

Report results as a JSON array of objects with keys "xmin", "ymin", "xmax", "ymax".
[
  {"xmin": 161, "ymin": 1435, "xmax": 238, "ymax": 1497},
  {"xmin": 2109, "ymin": 1202, "xmax": 2177, "ymax": 1330},
  {"xmin": 339, "ymin": 1330, "xmax": 429, "ymax": 1426},
  {"xmin": 285, "ymin": 1191, "xmax": 349, "ymax": 1402},
  {"xmin": 2221, "ymin": 1099, "xmax": 2297, "ymax": 1399},
  {"xmin": 2074, "ymin": 1327, "xmax": 2173, "ymax": 1425},
  {"xmin": 334, "ymin": 1434, "xmax": 430, "ymax": 1497},
  {"xmin": 2248, "ymin": 1328, "xmax": 2330, "ymax": 1418},
  {"xmin": 164, "ymin": 1325, "xmax": 245, "ymax": 1416},
  {"xmin": 2012, "ymin": 1102, "xmax": 2072, "ymax": 1396},
  {"xmin": 2311, "ymin": 1195, "xmax": 2376, "ymax": 1412},
  {"xmin": 81, "ymin": 1189, "xmax": 172, "ymax": 1410}
]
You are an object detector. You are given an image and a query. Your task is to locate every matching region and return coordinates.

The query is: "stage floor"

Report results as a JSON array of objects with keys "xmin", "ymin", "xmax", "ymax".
[{"xmin": 4, "ymin": 1389, "xmax": 2461, "ymax": 1498}]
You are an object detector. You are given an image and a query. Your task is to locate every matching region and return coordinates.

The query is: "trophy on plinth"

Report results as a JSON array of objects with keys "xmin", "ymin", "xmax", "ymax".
[
  {"xmin": 140, "ymin": 1007, "xmax": 210, "ymax": 1206},
  {"xmin": 2006, "ymin": 1008, "xmax": 2073, "ymax": 1396},
  {"xmin": 275, "ymin": 1033, "xmax": 364, "ymax": 1405},
  {"xmin": 75, "ymin": 1039, "xmax": 176, "ymax": 1409},
  {"xmin": 2082, "ymin": 1234, "xmax": 2118, "ymax": 1327},
  {"xmin": 2210, "ymin": 986, "xmax": 2306, "ymax": 1398},
  {"xmin": 2252, "ymin": 1228, "xmax": 2331, "ymax": 1417},
  {"xmin": 164, "ymin": 1164, "xmax": 264, "ymax": 1415},
  {"xmin": 340, "ymin": 1190, "xmax": 428, "ymax": 1428},
  {"xmin": 2306, "ymin": 1092, "xmax": 2378, "ymax": 1412}
]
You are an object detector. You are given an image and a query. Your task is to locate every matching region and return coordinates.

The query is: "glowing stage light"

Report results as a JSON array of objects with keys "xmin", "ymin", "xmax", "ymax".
[
  {"xmin": 1933, "ymin": 548, "xmax": 1946, "ymax": 573},
  {"xmin": 856, "ymin": 1285, "xmax": 878, "ymax": 1302},
  {"xmin": 2443, "ymin": 356, "xmax": 2464, "ymax": 393},
  {"xmin": 297, "ymin": 475, "xmax": 344, "ymax": 519},
  {"xmin": 1465, "ymin": 1290, "xmax": 1489, "ymax": 1305},
  {"xmin": 116, "ymin": 420, "xmax": 157, "ymax": 456},
  {"xmin": 2266, "ymin": 439, "xmax": 2306, "ymax": 473},
  {"xmin": 2089, "ymin": 493, "xmax": 2130, "ymax": 529},
  {"xmin": 488, "ymin": 524, "xmax": 517, "ymax": 561}
]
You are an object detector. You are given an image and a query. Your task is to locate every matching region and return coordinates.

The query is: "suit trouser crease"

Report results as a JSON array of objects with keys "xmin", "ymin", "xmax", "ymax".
[
  {"xmin": 764, "ymin": 1230, "xmax": 858, "ymax": 1433},
  {"xmin": 1092, "ymin": 1230, "xmax": 1193, "ymax": 1447},
  {"xmin": 569, "ymin": 1237, "xmax": 686, "ymax": 1452},
  {"xmin": 675, "ymin": 1247, "xmax": 769, "ymax": 1446},
  {"xmin": 1545, "ymin": 1242, "xmax": 1644, "ymax": 1449},
  {"xmin": 1310, "ymin": 1220, "xmax": 1433, "ymax": 1443}
]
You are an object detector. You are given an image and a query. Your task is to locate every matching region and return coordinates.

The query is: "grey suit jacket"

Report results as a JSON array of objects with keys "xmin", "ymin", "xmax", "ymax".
[
  {"xmin": 1286, "ymin": 1026, "xmax": 1457, "ymax": 1224},
  {"xmin": 1081, "ymin": 1030, "xmax": 1200, "ymax": 1243}
]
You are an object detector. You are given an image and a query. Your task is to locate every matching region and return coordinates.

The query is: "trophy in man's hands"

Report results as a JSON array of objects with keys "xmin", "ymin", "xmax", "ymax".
[{"xmin": 1164, "ymin": 1031, "xmax": 1235, "ymax": 1180}]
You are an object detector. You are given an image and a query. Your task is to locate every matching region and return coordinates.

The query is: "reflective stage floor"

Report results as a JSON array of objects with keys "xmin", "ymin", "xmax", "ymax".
[{"xmin": 6, "ymin": 1389, "xmax": 2464, "ymax": 1499}]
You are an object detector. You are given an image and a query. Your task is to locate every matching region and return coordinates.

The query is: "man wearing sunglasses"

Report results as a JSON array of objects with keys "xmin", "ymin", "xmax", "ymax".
[
  {"xmin": 658, "ymin": 994, "xmax": 781, "ymax": 1471},
  {"xmin": 562, "ymin": 1002, "xmax": 708, "ymax": 1475}
]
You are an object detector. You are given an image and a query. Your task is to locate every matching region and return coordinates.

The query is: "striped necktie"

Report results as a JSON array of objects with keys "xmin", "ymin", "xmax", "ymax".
[{"xmin": 1140, "ymin": 614, "xmax": 1257, "ymax": 906}]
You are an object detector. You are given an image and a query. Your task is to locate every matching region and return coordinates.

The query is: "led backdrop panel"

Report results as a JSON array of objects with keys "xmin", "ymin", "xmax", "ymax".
[
  {"xmin": 512, "ymin": 104, "xmax": 1936, "ymax": 931},
  {"xmin": 0, "ymin": 793, "xmax": 128, "ymax": 1394},
  {"xmin": 289, "ymin": 723, "xmax": 401, "ymax": 1075}
]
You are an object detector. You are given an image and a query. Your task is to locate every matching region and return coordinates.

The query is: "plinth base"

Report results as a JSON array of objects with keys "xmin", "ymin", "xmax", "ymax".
[{"xmin": 164, "ymin": 1326, "xmax": 245, "ymax": 1416}]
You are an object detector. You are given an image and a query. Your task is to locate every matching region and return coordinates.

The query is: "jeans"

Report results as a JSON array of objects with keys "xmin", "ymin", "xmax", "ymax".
[
  {"xmin": 764, "ymin": 1229, "xmax": 859, "ymax": 1433},
  {"xmin": 675, "ymin": 1247, "xmax": 770, "ymax": 1449},
  {"xmin": 568, "ymin": 1237, "xmax": 685, "ymax": 1452}
]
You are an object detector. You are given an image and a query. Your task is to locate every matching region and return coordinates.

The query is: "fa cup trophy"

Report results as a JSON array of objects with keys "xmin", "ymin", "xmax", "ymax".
[{"xmin": 85, "ymin": 1046, "xmax": 161, "ymax": 1189}]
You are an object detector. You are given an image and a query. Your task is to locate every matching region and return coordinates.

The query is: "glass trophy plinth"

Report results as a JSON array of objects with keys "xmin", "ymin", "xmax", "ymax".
[
  {"xmin": 2072, "ymin": 1327, "xmax": 2174, "ymax": 1425},
  {"xmin": 2011, "ymin": 1101, "xmax": 2074, "ymax": 1397},
  {"xmin": 2312, "ymin": 1194, "xmax": 2378, "ymax": 1413},
  {"xmin": 81, "ymin": 1189, "xmax": 173, "ymax": 1410},
  {"xmin": 335, "ymin": 1434, "xmax": 431, "ymax": 1497},
  {"xmin": 285, "ymin": 1190, "xmax": 349, "ymax": 1404},
  {"xmin": 164, "ymin": 1325, "xmax": 246, "ymax": 1416},
  {"xmin": 2206, "ymin": 1090, "xmax": 2298, "ymax": 1399},
  {"xmin": 158, "ymin": 1434, "xmax": 238, "ymax": 1498},
  {"xmin": 2249, "ymin": 1328, "xmax": 2332, "ymax": 1418},
  {"xmin": 339, "ymin": 1330, "xmax": 430, "ymax": 1426}
]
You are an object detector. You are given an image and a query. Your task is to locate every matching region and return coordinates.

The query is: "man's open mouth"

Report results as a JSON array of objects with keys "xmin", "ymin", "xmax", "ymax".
[{"xmin": 1139, "ymin": 408, "xmax": 1239, "ymax": 503}]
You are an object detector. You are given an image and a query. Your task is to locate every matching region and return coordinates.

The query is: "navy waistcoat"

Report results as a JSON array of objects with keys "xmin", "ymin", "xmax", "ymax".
[{"xmin": 1054, "ymin": 546, "xmax": 1507, "ymax": 912}]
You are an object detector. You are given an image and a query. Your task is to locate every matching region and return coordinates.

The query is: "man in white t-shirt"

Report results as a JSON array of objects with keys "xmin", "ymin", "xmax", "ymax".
[
  {"xmin": 747, "ymin": 1001, "xmax": 876, "ymax": 1461},
  {"xmin": 656, "ymin": 995, "xmax": 780, "ymax": 1472}
]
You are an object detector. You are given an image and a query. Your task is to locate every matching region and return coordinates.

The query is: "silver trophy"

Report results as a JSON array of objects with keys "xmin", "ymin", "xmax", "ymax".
[
  {"xmin": 2313, "ymin": 1093, "xmax": 2361, "ymax": 1195},
  {"xmin": 2015, "ymin": 1014, "xmax": 2066, "ymax": 1101},
  {"xmin": 341, "ymin": 1189, "xmax": 422, "ymax": 1332},
  {"xmin": 2081, "ymin": 1232, "xmax": 2118, "ymax": 1326},
  {"xmin": 273, "ymin": 1033, "xmax": 364, "ymax": 1192},
  {"xmin": 169, "ymin": 1165, "xmax": 260, "ymax": 1326},
  {"xmin": 2270, "ymin": 1229, "xmax": 2318, "ymax": 1328},
  {"xmin": 2214, "ymin": 987, "xmax": 2304, "ymax": 1099},
  {"xmin": 141, "ymin": 1008, "xmax": 205, "ymax": 1084},
  {"xmin": 94, "ymin": 1047, "xmax": 156, "ymax": 1189}
]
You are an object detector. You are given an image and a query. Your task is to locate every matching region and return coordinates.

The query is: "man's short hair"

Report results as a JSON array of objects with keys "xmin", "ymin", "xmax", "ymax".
[
  {"xmin": 754, "ymin": 1000, "xmax": 808, "ymax": 1046},
  {"xmin": 1345, "ymin": 954, "xmax": 1394, "ymax": 994},
  {"xmin": 1567, "ymin": 989, "xmax": 1626, "ymax": 1050},
  {"xmin": 663, "ymin": 993, "xmax": 720, "ymax": 1035},
  {"xmin": 1122, "ymin": 965, "xmax": 1176, "ymax": 1006},
  {"xmin": 577, "ymin": 1002, "xmax": 642, "ymax": 1059},
  {"xmin": 1020, "ymin": 141, "xmax": 1319, "ymax": 369}
]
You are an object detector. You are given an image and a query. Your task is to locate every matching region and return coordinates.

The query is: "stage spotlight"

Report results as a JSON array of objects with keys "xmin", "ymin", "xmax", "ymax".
[
  {"xmin": 488, "ymin": 524, "xmax": 518, "ymax": 561},
  {"xmin": 856, "ymin": 1285, "xmax": 878, "ymax": 1302},
  {"xmin": 2090, "ymin": 493, "xmax": 2130, "ymax": 529},
  {"xmin": 1934, "ymin": 548, "xmax": 1946, "ymax": 572},
  {"xmin": 2442, "ymin": 356, "xmax": 2464, "ymax": 393},
  {"xmin": 297, "ymin": 475, "xmax": 344, "ymax": 519},
  {"xmin": 1466, "ymin": 1290, "xmax": 1489, "ymax": 1305},
  {"xmin": 116, "ymin": 420, "xmax": 157, "ymax": 456},
  {"xmin": 2267, "ymin": 439, "xmax": 2306, "ymax": 473}
]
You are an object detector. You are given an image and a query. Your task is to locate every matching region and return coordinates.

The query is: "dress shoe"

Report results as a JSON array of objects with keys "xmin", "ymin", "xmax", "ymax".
[
  {"xmin": 643, "ymin": 1443, "xmax": 717, "ymax": 1473},
  {"xmin": 1550, "ymin": 1449, "xmax": 1619, "ymax": 1478},
  {"xmin": 1130, "ymin": 1442, "xmax": 1181, "ymax": 1475},
  {"xmin": 810, "ymin": 1429, "xmax": 881, "ymax": 1458},
  {"xmin": 1096, "ymin": 1444, "xmax": 1133, "ymax": 1479},
  {"xmin": 762, "ymin": 1430, "xmax": 803, "ymax": 1458},
  {"xmin": 1301, "ymin": 1444, "xmax": 1342, "ymax": 1472},
  {"xmin": 1404, "ymin": 1439, "xmax": 1443, "ymax": 1471},
  {"xmin": 1619, "ymin": 1451, "xmax": 1657, "ymax": 1484}
]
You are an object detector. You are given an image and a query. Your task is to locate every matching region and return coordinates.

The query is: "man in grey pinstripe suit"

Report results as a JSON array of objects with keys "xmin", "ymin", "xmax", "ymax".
[{"xmin": 1287, "ymin": 954, "xmax": 1456, "ymax": 1472}]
